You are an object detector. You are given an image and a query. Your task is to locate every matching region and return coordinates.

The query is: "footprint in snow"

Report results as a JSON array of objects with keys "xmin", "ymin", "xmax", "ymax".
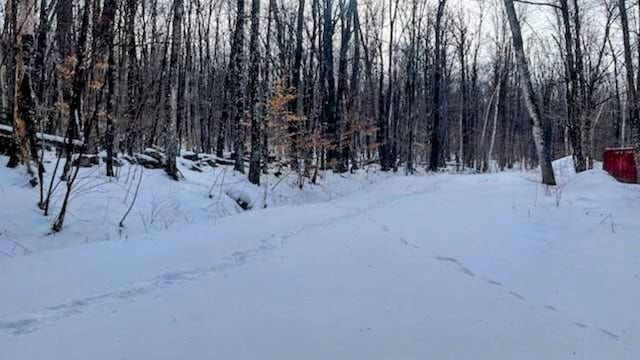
[
  {"xmin": 459, "ymin": 267, "xmax": 475, "ymax": 277},
  {"xmin": 394, "ymin": 236, "xmax": 420, "ymax": 249},
  {"xmin": 486, "ymin": 279, "xmax": 502, "ymax": 286},
  {"xmin": 600, "ymin": 329, "xmax": 620, "ymax": 341},
  {"xmin": 435, "ymin": 256, "xmax": 459, "ymax": 264},
  {"xmin": 545, "ymin": 305, "xmax": 559, "ymax": 312},
  {"xmin": 0, "ymin": 318, "xmax": 39, "ymax": 336},
  {"xmin": 508, "ymin": 291, "xmax": 525, "ymax": 300}
]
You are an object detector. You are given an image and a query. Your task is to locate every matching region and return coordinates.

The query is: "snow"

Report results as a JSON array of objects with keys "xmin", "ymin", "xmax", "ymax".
[
  {"xmin": 0, "ymin": 152, "xmax": 391, "ymax": 255},
  {"xmin": 0, "ymin": 156, "xmax": 639, "ymax": 359},
  {"xmin": 0, "ymin": 123, "xmax": 83, "ymax": 146},
  {"xmin": 135, "ymin": 152, "xmax": 161, "ymax": 165}
]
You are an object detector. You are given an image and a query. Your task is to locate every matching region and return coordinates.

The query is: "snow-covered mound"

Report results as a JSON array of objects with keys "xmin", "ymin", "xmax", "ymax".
[
  {"xmin": 551, "ymin": 155, "xmax": 605, "ymax": 180},
  {"xmin": 0, "ymin": 153, "xmax": 394, "ymax": 256},
  {"xmin": 547, "ymin": 156, "xmax": 639, "ymax": 211}
]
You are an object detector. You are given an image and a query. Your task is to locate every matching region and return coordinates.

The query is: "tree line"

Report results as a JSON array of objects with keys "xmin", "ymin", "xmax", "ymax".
[{"xmin": 1, "ymin": 0, "xmax": 639, "ymax": 229}]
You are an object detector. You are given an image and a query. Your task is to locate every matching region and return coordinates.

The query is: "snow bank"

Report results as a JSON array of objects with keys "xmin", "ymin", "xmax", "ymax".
[{"xmin": 0, "ymin": 153, "xmax": 394, "ymax": 256}]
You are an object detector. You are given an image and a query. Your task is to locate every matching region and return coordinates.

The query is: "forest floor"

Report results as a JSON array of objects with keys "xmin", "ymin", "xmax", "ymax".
[{"xmin": 0, "ymin": 155, "xmax": 639, "ymax": 359}]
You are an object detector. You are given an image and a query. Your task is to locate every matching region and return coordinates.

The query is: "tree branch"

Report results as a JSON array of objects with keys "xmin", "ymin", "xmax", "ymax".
[{"xmin": 514, "ymin": 0, "xmax": 562, "ymax": 10}]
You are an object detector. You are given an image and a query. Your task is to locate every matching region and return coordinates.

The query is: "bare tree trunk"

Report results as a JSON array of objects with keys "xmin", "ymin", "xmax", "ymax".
[
  {"xmin": 386, "ymin": 0, "xmax": 400, "ymax": 171},
  {"xmin": 479, "ymin": 82, "xmax": 498, "ymax": 171},
  {"xmin": 231, "ymin": 0, "xmax": 246, "ymax": 173},
  {"xmin": 618, "ymin": 0, "xmax": 640, "ymax": 183},
  {"xmin": 347, "ymin": 0, "xmax": 360, "ymax": 173},
  {"xmin": 60, "ymin": 2, "xmax": 91, "ymax": 181},
  {"xmin": 165, "ymin": 0, "xmax": 184, "ymax": 180},
  {"xmin": 33, "ymin": 0, "xmax": 49, "ymax": 104},
  {"xmin": 609, "ymin": 37, "xmax": 624, "ymax": 147},
  {"xmin": 322, "ymin": 0, "xmax": 338, "ymax": 168},
  {"xmin": 6, "ymin": 0, "xmax": 38, "ymax": 183},
  {"xmin": 429, "ymin": 0, "xmax": 447, "ymax": 171},
  {"xmin": 571, "ymin": 0, "xmax": 591, "ymax": 169},
  {"xmin": 52, "ymin": 3, "xmax": 97, "ymax": 231},
  {"xmin": 335, "ymin": 0, "xmax": 356, "ymax": 173},
  {"xmin": 123, "ymin": 0, "xmax": 138, "ymax": 157},
  {"xmin": 558, "ymin": 0, "xmax": 586, "ymax": 173},
  {"xmin": 453, "ymin": 13, "xmax": 469, "ymax": 170},
  {"xmin": 233, "ymin": 0, "xmax": 246, "ymax": 173},
  {"xmin": 98, "ymin": 0, "xmax": 119, "ymax": 177},
  {"xmin": 247, "ymin": 0, "xmax": 261, "ymax": 185},
  {"xmin": 54, "ymin": 0, "xmax": 74, "ymax": 137},
  {"xmin": 262, "ymin": 0, "xmax": 275, "ymax": 175},
  {"xmin": 287, "ymin": 0, "xmax": 305, "ymax": 172},
  {"xmin": 503, "ymin": 0, "xmax": 556, "ymax": 185},
  {"xmin": 488, "ymin": 48, "xmax": 509, "ymax": 172},
  {"xmin": 32, "ymin": 0, "xmax": 51, "ymax": 200}
]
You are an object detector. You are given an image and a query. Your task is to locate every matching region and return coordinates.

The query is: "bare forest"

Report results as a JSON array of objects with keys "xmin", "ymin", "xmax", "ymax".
[{"xmin": 1, "ymin": 0, "xmax": 639, "ymax": 230}]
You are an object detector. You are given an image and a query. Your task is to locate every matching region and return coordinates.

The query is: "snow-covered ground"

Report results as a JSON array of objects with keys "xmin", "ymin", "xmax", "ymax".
[
  {"xmin": 0, "ymin": 152, "xmax": 393, "ymax": 255},
  {"xmin": 1, "ymin": 156, "xmax": 639, "ymax": 359}
]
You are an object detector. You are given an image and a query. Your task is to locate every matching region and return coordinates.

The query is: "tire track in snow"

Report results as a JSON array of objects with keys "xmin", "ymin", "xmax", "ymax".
[{"xmin": 0, "ymin": 180, "xmax": 445, "ymax": 337}]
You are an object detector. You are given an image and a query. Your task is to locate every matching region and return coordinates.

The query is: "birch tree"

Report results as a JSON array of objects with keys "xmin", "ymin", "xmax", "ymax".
[{"xmin": 503, "ymin": 0, "xmax": 557, "ymax": 185}]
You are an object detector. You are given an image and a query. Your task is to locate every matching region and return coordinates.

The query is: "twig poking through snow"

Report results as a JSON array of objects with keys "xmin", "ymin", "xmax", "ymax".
[
  {"xmin": 119, "ymin": 166, "xmax": 144, "ymax": 228},
  {"xmin": 0, "ymin": 230, "xmax": 32, "ymax": 257},
  {"xmin": 600, "ymin": 214, "xmax": 616, "ymax": 233}
]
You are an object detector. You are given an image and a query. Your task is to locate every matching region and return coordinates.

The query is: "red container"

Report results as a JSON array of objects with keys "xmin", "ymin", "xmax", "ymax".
[{"xmin": 603, "ymin": 148, "xmax": 638, "ymax": 183}]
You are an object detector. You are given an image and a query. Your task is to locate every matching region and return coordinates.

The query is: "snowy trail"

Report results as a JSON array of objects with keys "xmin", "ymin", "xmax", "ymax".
[
  {"xmin": 0, "ymin": 177, "xmax": 445, "ymax": 338},
  {"xmin": 358, "ymin": 177, "xmax": 640, "ymax": 346},
  {"xmin": 1, "ymin": 171, "xmax": 639, "ymax": 359},
  {"xmin": 364, "ymin": 212, "xmax": 621, "ymax": 341}
]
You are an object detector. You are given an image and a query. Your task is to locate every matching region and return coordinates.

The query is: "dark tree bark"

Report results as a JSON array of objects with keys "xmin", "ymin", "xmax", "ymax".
[
  {"xmin": 608, "ymin": 37, "xmax": 624, "ymax": 146},
  {"xmin": 288, "ymin": 0, "xmax": 305, "ymax": 171},
  {"xmin": 618, "ymin": 0, "xmax": 640, "ymax": 183},
  {"xmin": 33, "ymin": 0, "xmax": 50, "ymax": 104},
  {"xmin": 52, "ymin": 3, "xmax": 97, "ymax": 231},
  {"xmin": 346, "ymin": 0, "xmax": 360, "ymax": 173},
  {"xmin": 322, "ymin": 0, "xmax": 338, "ymax": 168},
  {"xmin": 453, "ymin": 15, "xmax": 470, "ymax": 170},
  {"xmin": 262, "ymin": 0, "xmax": 276, "ymax": 175},
  {"xmin": 124, "ymin": 0, "xmax": 139, "ymax": 157},
  {"xmin": 217, "ymin": 0, "xmax": 246, "ymax": 171},
  {"xmin": 558, "ymin": 0, "xmax": 586, "ymax": 173},
  {"xmin": 429, "ymin": 0, "xmax": 447, "ymax": 172},
  {"xmin": 335, "ymin": 0, "xmax": 356, "ymax": 173},
  {"xmin": 571, "ymin": 0, "xmax": 589, "ymax": 169},
  {"xmin": 376, "ymin": 37, "xmax": 389, "ymax": 170},
  {"xmin": 232, "ymin": 0, "xmax": 246, "ymax": 173},
  {"xmin": 54, "ymin": 0, "xmax": 74, "ymax": 136},
  {"xmin": 386, "ymin": 0, "xmax": 400, "ymax": 171},
  {"xmin": 60, "ymin": 2, "xmax": 91, "ymax": 181},
  {"xmin": 247, "ymin": 0, "xmax": 262, "ymax": 185},
  {"xmin": 7, "ymin": 0, "xmax": 38, "ymax": 181},
  {"xmin": 94, "ymin": 0, "xmax": 119, "ymax": 177}
]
